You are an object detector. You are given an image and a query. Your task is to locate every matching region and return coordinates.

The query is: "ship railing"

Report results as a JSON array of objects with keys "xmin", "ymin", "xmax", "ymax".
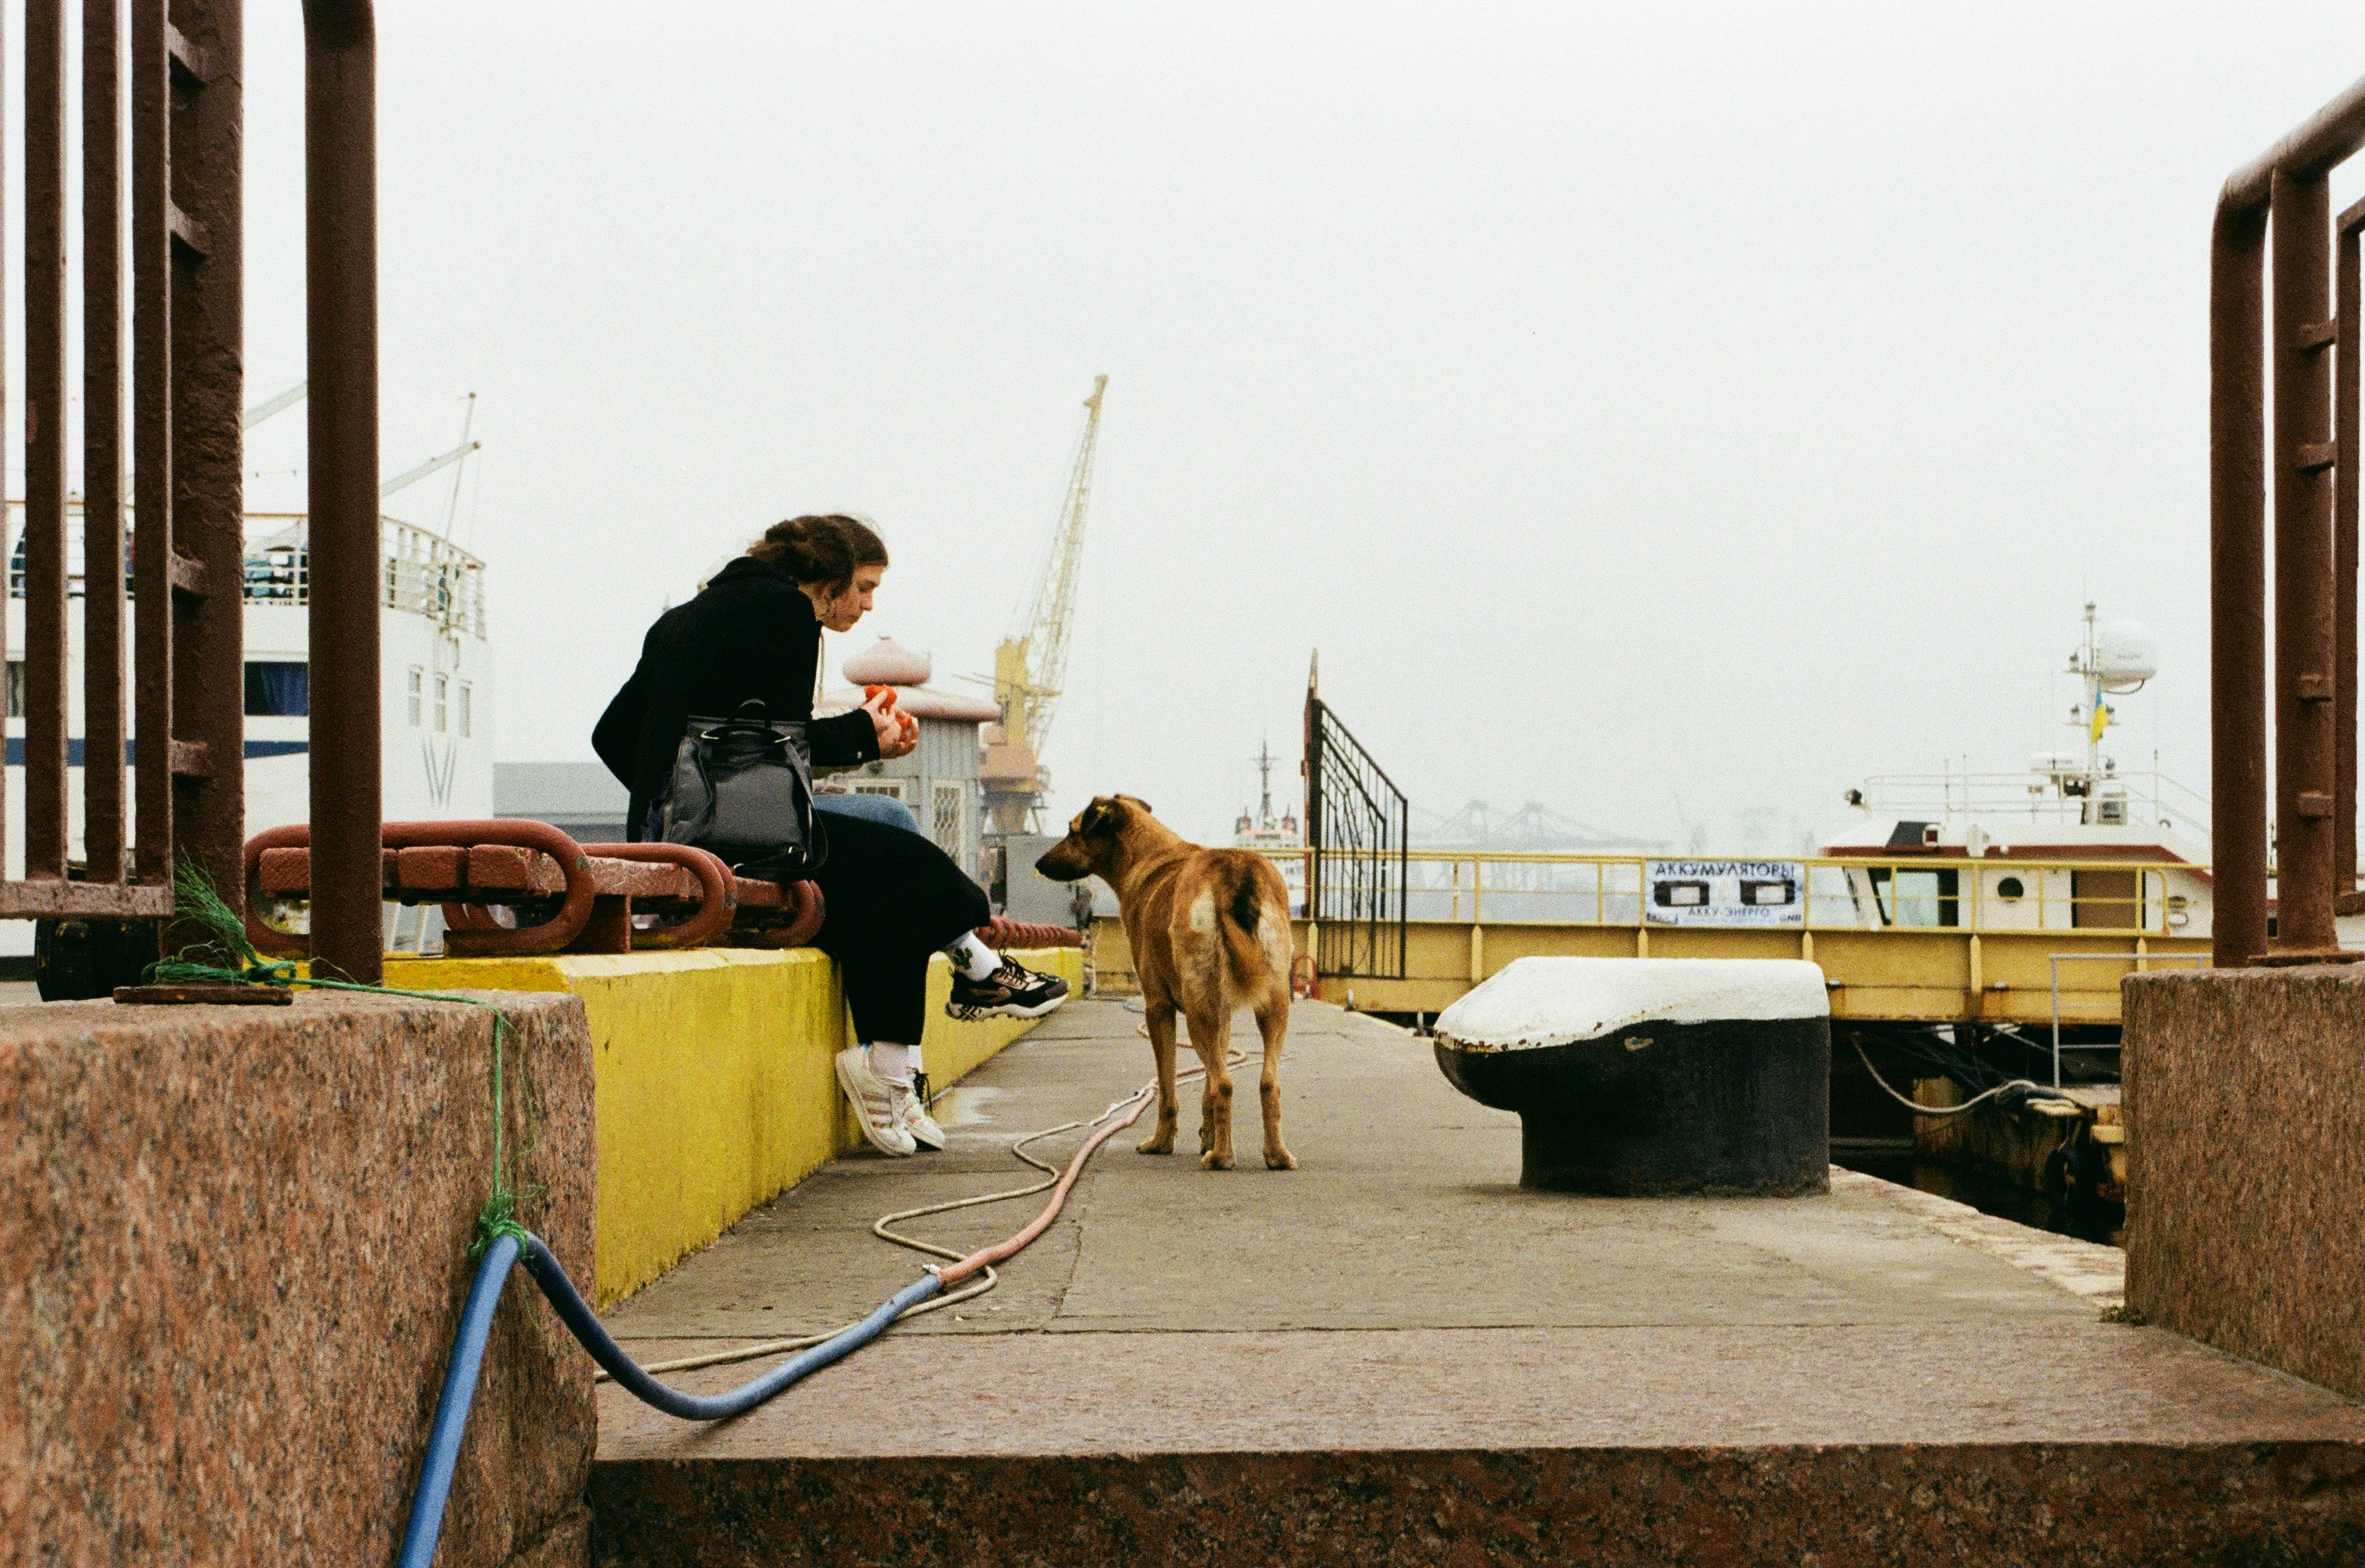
[
  {"xmin": 1247, "ymin": 848, "xmax": 2209, "ymax": 939},
  {"xmin": 4, "ymin": 506, "xmax": 484, "ymax": 638},
  {"xmin": 1853, "ymin": 769, "xmax": 2212, "ymax": 842},
  {"xmin": 233, "ymin": 516, "xmax": 487, "ymax": 637}
]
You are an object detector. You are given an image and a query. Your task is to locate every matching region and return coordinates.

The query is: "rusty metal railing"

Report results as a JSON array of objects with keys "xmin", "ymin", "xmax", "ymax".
[
  {"xmin": 2211, "ymin": 76, "xmax": 2365, "ymax": 967},
  {"xmin": 304, "ymin": 0, "xmax": 385, "ymax": 982},
  {"xmin": 0, "ymin": 0, "xmax": 246, "ymax": 937}
]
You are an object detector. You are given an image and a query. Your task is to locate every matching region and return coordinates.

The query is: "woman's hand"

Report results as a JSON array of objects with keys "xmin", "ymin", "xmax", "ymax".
[{"xmin": 863, "ymin": 688, "xmax": 919, "ymax": 759}]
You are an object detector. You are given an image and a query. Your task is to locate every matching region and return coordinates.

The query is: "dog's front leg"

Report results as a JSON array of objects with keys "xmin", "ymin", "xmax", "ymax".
[{"xmin": 1139, "ymin": 1000, "xmax": 1179, "ymax": 1155}]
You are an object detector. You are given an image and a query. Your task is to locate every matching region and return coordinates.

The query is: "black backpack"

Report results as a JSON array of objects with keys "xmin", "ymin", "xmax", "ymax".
[{"xmin": 660, "ymin": 700, "xmax": 830, "ymax": 880}]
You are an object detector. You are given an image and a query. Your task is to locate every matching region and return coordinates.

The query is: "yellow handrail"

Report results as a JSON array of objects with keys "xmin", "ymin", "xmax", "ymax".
[{"xmin": 1253, "ymin": 848, "xmax": 2212, "ymax": 939}]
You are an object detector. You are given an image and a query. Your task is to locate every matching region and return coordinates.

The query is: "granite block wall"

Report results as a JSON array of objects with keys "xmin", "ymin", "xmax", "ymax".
[
  {"xmin": 2125, "ymin": 965, "xmax": 2365, "ymax": 1401},
  {"xmin": 0, "ymin": 991, "xmax": 596, "ymax": 1567}
]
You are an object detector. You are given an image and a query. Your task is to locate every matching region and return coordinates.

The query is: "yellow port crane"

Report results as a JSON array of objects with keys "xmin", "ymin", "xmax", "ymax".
[{"xmin": 982, "ymin": 375, "xmax": 1108, "ymax": 835}]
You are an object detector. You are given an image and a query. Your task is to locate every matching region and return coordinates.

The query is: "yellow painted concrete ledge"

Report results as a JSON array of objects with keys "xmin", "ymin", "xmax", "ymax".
[{"xmin": 388, "ymin": 945, "xmax": 1084, "ymax": 1306}]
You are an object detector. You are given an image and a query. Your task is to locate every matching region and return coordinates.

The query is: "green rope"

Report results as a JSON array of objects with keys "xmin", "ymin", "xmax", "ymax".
[{"xmin": 156, "ymin": 861, "xmax": 533, "ymax": 1255}]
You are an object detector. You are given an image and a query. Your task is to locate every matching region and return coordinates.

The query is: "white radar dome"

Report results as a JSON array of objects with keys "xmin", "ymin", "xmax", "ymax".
[{"xmin": 2096, "ymin": 620, "xmax": 2158, "ymax": 691}]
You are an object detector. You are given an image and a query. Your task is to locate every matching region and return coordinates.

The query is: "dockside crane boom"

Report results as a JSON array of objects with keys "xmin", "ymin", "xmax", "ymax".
[
  {"xmin": 984, "ymin": 376, "xmax": 1108, "ymax": 833},
  {"xmin": 999, "ymin": 375, "xmax": 1106, "ymax": 753}
]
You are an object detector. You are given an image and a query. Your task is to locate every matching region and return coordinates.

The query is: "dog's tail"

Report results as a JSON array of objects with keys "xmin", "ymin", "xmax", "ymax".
[
  {"xmin": 1226, "ymin": 866, "xmax": 1263, "ymax": 939},
  {"xmin": 1216, "ymin": 854, "xmax": 1287, "ymax": 993}
]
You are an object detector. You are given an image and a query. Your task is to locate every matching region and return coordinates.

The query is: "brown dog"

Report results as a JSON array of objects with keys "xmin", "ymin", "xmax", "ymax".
[{"xmin": 1035, "ymin": 795, "xmax": 1297, "ymax": 1171}]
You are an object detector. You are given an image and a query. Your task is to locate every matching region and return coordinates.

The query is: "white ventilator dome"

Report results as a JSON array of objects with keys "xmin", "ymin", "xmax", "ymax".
[{"xmin": 2096, "ymin": 620, "xmax": 2158, "ymax": 691}]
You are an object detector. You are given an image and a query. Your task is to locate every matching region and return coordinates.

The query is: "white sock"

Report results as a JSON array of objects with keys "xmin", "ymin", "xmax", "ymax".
[
  {"xmin": 867, "ymin": 1042, "xmax": 917, "ymax": 1087},
  {"xmin": 946, "ymin": 931, "xmax": 1000, "ymax": 982}
]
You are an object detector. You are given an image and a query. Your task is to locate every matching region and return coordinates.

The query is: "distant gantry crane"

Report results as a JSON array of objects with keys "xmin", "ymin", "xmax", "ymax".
[{"xmin": 982, "ymin": 375, "xmax": 1108, "ymax": 834}]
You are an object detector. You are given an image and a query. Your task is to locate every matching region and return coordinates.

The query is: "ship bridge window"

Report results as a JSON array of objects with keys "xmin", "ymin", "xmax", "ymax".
[
  {"xmin": 434, "ymin": 674, "xmax": 449, "ymax": 733},
  {"xmin": 458, "ymin": 682, "xmax": 472, "ymax": 739},
  {"xmin": 243, "ymin": 661, "xmax": 309, "ymax": 716},
  {"xmin": 1869, "ymin": 865, "xmax": 1959, "ymax": 928},
  {"xmin": 407, "ymin": 668, "xmax": 423, "ymax": 727}
]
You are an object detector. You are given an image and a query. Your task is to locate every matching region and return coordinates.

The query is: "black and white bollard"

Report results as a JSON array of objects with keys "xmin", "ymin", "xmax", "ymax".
[{"xmin": 1433, "ymin": 957, "xmax": 1830, "ymax": 1196}]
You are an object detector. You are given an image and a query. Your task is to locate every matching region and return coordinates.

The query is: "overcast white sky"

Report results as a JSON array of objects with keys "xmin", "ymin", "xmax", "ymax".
[{"xmin": 227, "ymin": 4, "xmax": 2365, "ymax": 843}]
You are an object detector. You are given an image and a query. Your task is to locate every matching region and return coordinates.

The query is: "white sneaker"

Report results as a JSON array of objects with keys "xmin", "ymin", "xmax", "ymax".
[
  {"xmin": 897, "ymin": 1088, "xmax": 946, "ymax": 1152},
  {"xmin": 835, "ymin": 1047, "xmax": 917, "ymax": 1156}
]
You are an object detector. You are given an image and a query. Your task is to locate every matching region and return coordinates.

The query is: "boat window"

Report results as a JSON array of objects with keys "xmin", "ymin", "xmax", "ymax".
[
  {"xmin": 2072, "ymin": 868, "xmax": 2141, "ymax": 930},
  {"xmin": 1996, "ymin": 876, "xmax": 2025, "ymax": 902},
  {"xmin": 1868, "ymin": 865, "xmax": 1959, "ymax": 928},
  {"xmin": 458, "ymin": 682, "xmax": 472, "ymax": 739},
  {"xmin": 4, "ymin": 660, "xmax": 21, "ymax": 719},
  {"xmin": 407, "ymin": 667, "xmax": 423, "ymax": 728},
  {"xmin": 242, "ymin": 661, "xmax": 309, "ymax": 716},
  {"xmin": 434, "ymin": 674, "xmax": 449, "ymax": 734}
]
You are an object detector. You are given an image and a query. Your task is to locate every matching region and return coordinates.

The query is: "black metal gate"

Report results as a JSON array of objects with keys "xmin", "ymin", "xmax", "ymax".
[{"xmin": 1303, "ymin": 673, "xmax": 1408, "ymax": 979}]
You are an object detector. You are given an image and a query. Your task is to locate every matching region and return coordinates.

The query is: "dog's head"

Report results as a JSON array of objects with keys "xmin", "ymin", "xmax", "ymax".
[{"xmin": 1034, "ymin": 794, "xmax": 1155, "ymax": 883}]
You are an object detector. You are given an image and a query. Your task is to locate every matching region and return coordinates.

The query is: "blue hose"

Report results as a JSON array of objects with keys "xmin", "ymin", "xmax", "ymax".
[
  {"xmin": 394, "ymin": 1234, "xmax": 521, "ymax": 1568},
  {"xmin": 518, "ymin": 1236, "xmax": 942, "ymax": 1418},
  {"xmin": 394, "ymin": 1232, "xmax": 942, "ymax": 1568}
]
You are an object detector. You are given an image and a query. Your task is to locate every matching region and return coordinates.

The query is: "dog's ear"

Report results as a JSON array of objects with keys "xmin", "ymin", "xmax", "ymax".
[{"xmin": 1077, "ymin": 797, "xmax": 1116, "ymax": 837}]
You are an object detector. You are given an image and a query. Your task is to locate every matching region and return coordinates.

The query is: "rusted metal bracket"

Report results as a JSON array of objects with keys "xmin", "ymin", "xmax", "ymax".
[
  {"xmin": 579, "ymin": 844, "xmax": 826, "ymax": 951},
  {"xmin": 974, "ymin": 916, "xmax": 1087, "ymax": 951},
  {"xmin": 244, "ymin": 823, "xmax": 827, "ymax": 961},
  {"xmin": 567, "ymin": 843, "xmax": 737, "ymax": 952},
  {"xmin": 246, "ymin": 820, "xmax": 600, "ymax": 961}
]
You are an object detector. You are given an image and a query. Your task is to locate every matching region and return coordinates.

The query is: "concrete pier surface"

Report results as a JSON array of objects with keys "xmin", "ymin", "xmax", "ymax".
[{"xmin": 591, "ymin": 1001, "xmax": 2365, "ymax": 1566}]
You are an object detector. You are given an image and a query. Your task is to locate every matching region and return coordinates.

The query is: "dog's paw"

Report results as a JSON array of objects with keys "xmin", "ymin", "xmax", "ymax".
[
  {"xmin": 1200, "ymin": 1149, "xmax": 1235, "ymax": 1171},
  {"xmin": 1265, "ymin": 1149, "xmax": 1298, "ymax": 1171},
  {"xmin": 1136, "ymin": 1134, "xmax": 1173, "ymax": 1155}
]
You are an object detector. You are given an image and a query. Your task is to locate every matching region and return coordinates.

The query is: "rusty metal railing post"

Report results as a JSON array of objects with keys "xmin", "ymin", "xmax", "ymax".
[
  {"xmin": 168, "ymin": 0, "xmax": 248, "ymax": 926},
  {"xmin": 22, "ymin": 0, "xmax": 69, "ymax": 883},
  {"xmin": 2212, "ymin": 201, "xmax": 2271, "ymax": 969},
  {"xmin": 2270, "ymin": 167, "xmax": 2341, "ymax": 955},
  {"xmin": 305, "ymin": 0, "xmax": 384, "ymax": 984},
  {"xmin": 131, "ymin": 0, "xmax": 173, "ymax": 889},
  {"xmin": 2339, "ymin": 199, "xmax": 2365, "ymax": 914},
  {"xmin": 84, "ymin": 0, "xmax": 128, "ymax": 883}
]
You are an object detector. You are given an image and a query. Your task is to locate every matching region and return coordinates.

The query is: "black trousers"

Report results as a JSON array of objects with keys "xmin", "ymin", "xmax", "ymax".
[{"xmin": 807, "ymin": 812, "xmax": 991, "ymax": 1044}]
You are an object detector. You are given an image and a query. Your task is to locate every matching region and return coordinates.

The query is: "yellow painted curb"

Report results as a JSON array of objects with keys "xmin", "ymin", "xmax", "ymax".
[{"xmin": 386, "ymin": 945, "xmax": 1084, "ymax": 1306}]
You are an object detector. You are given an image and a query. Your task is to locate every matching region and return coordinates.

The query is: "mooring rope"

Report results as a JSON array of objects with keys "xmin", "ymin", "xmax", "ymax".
[{"xmin": 1848, "ymin": 1034, "xmax": 2072, "ymax": 1119}]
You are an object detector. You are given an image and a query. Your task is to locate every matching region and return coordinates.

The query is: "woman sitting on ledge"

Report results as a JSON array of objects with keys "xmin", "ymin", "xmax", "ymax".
[{"xmin": 592, "ymin": 514, "xmax": 1068, "ymax": 1158}]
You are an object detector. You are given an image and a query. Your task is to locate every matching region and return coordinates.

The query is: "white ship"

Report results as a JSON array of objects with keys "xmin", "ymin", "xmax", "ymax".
[{"xmin": 3, "ymin": 418, "xmax": 496, "ymax": 956}]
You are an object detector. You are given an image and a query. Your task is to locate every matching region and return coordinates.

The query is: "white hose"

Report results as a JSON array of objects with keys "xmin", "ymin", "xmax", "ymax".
[{"xmin": 607, "ymin": 1060, "xmax": 1237, "ymax": 1381}]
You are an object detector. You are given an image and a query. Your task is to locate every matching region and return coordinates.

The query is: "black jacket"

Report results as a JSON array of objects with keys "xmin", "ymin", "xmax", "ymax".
[{"xmin": 593, "ymin": 555, "xmax": 880, "ymax": 839}]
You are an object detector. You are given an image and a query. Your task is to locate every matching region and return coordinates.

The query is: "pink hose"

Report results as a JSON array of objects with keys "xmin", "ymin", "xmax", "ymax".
[
  {"xmin": 935, "ymin": 1084, "xmax": 1154, "ymax": 1285},
  {"xmin": 935, "ymin": 1047, "xmax": 1243, "ymax": 1286}
]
